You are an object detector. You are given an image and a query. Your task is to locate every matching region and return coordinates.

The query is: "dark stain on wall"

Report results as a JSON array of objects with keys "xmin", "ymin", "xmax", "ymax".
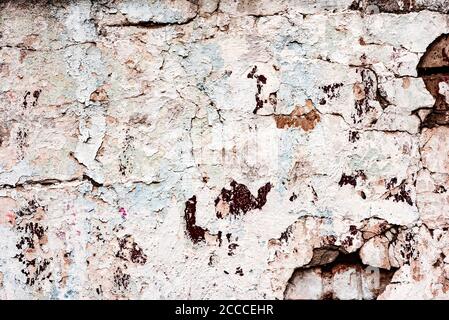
[
  {"xmin": 113, "ymin": 267, "xmax": 130, "ymax": 291},
  {"xmin": 338, "ymin": 171, "xmax": 366, "ymax": 187},
  {"xmin": 398, "ymin": 230, "xmax": 418, "ymax": 264},
  {"xmin": 385, "ymin": 178, "xmax": 413, "ymax": 206},
  {"xmin": 348, "ymin": 130, "xmax": 360, "ymax": 143},
  {"xmin": 118, "ymin": 131, "xmax": 134, "ymax": 176},
  {"xmin": 235, "ymin": 267, "xmax": 244, "ymax": 276},
  {"xmin": 279, "ymin": 224, "xmax": 294, "ymax": 243},
  {"xmin": 215, "ymin": 180, "xmax": 272, "ymax": 218},
  {"xmin": 184, "ymin": 195, "xmax": 208, "ymax": 244},
  {"xmin": 116, "ymin": 234, "xmax": 147, "ymax": 265},
  {"xmin": 16, "ymin": 200, "xmax": 46, "ymax": 217},
  {"xmin": 289, "ymin": 192, "xmax": 298, "ymax": 202},
  {"xmin": 434, "ymin": 185, "xmax": 447, "ymax": 193},
  {"xmin": 183, "ymin": 181, "xmax": 271, "ymax": 245},
  {"xmin": 14, "ymin": 201, "xmax": 52, "ymax": 287},
  {"xmin": 16, "ymin": 127, "xmax": 29, "ymax": 160},
  {"xmin": 352, "ymin": 68, "xmax": 376, "ymax": 124},
  {"xmin": 247, "ymin": 65, "xmax": 277, "ymax": 114},
  {"xmin": 228, "ymin": 243, "xmax": 239, "ymax": 256},
  {"xmin": 417, "ymin": 34, "xmax": 449, "ymax": 128},
  {"xmin": 22, "ymin": 90, "xmax": 41, "ymax": 109},
  {"xmin": 320, "ymin": 83, "xmax": 343, "ymax": 100}
]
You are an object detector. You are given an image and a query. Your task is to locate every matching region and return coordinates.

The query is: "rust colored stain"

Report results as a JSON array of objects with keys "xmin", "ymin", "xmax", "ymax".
[
  {"xmin": 402, "ymin": 77, "xmax": 411, "ymax": 89},
  {"xmin": 90, "ymin": 86, "xmax": 109, "ymax": 102},
  {"xmin": 274, "ymin": 100, "xmax": 321, "ymax": 131}
]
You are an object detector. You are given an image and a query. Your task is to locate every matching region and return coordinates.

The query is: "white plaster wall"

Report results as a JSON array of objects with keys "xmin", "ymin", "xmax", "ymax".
[{"xmin": 0, "ymin": 0, "xmax": 449, "ymax": 299}]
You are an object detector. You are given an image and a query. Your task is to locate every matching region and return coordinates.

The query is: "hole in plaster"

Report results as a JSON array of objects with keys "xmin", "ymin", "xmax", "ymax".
[{"xmin": 284, "ymin": 249, "xmax": 397, "ymax": 300}]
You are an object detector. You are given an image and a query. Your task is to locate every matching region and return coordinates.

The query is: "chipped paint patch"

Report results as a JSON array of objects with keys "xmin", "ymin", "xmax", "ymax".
[{"xmin": 274, "ymin": 100, "xmax": 321, "ymax": 131}]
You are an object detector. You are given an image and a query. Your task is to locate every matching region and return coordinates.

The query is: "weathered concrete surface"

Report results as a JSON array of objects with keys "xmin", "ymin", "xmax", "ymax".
[{"xmin": 0, "ymin": 0, "xmax": 449, "ymax": 299}]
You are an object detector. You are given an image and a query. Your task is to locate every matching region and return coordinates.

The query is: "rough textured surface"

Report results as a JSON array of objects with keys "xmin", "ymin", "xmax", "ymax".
[{"xmin": 1, "ymin": 0, "xmax": 449, "ymax": 300}]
